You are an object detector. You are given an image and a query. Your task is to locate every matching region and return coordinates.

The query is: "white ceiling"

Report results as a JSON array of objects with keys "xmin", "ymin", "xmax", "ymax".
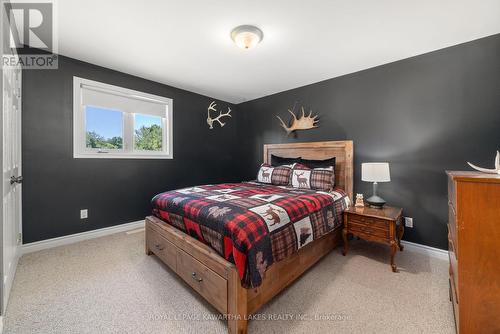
[{"xmin": 58, "ymin": 0, "xmax": 500, "ymax": 103}]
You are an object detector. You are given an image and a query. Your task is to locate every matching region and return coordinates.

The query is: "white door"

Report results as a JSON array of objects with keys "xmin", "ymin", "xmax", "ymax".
[{"xmin": 2, "ymin": 64, "xmax": 22, "ymax": 313}]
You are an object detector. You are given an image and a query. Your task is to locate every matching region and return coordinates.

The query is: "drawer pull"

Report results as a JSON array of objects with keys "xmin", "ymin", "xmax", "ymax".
[
  {"xmin": 191, "ymin": 272, "xmax": 203, "ymax": 282},
  {"xmin": 449, "ymin": 238, "xmax": 456, "ymax": 256},
  {"xmin": 448, "ymin": 202, "xmax": 456, "ymax": 215},
  {"xmin": 155, "ymin": 244, "xmax": 165, "ymax": 251}
]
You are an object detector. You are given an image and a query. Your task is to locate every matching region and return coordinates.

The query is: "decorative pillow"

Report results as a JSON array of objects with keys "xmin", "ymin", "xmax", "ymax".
[
  {"xmin": 256, "ymin": 163, "xmax": 293, "ymax": 186},
  {"xmin": 300, "ymin": 157, "xmax": 336, "ymax": 169},
  {"xmin": 271, "ymin": 155, "xmax": 301, "ymax": 167},
  {"xmin": 290, "ymin": 163, "xmax": 335, "ymax": 191}
]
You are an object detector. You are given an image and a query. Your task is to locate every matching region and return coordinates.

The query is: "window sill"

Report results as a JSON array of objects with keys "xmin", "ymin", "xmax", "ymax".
[{"xmin": 73, "ymin": 152, "xmax": 173, "ymax": 159}]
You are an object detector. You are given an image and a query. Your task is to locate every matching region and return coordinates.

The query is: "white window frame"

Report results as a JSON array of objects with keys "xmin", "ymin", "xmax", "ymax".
[{"xmin": 73, "ymin": 77, "xmax": 173, "ymax": 159}]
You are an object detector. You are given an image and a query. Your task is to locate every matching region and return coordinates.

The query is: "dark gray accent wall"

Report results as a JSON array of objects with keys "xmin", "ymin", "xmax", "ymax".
[
  {"xmin": 22, "ymin": 55, "xmax": 239, "ymax": 243},
  {"xmin": 237, "ymin": 34, "xmax": 500, "ymax": 250},
  {"xmin": 23, "ymin": 35, "xmax": 500, "ymax": 248}
]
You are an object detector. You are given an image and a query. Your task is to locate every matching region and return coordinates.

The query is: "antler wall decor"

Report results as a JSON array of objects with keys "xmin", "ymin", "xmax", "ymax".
[
  {"xmin": 276, "ymin": 104, "xmax": 319, "ymax": 135},
  {"xmin": 207, "ymin": 101, "xmax": 232, "ymax": 129},
  {"xmin": 467, "ymin": 151, "xmax": 500, "ymax": 174}
]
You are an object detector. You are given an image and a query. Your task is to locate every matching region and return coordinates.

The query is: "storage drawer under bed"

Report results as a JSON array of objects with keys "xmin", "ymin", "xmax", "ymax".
[
  {"xmin": 146, "ymin": 226, "xmax": 176, "ymax": 270},
  {"xmin": 176, "ymin": 248, "xmax": 228, "ymax": 313},
  {"xmin": 146, "ymin": 220, "xmax": 229, "ymax": 314}
]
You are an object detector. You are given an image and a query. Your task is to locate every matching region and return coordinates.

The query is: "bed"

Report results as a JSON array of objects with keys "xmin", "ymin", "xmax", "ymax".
[{"xmin": 145, "ymin": 141, "xmax": 353, "ymax": 334}]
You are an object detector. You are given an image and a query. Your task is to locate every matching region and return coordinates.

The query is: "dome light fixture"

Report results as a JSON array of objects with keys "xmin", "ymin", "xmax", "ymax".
[{"xmin": 231, "ymin": 25, "xmax": 263, "ymax": 50}]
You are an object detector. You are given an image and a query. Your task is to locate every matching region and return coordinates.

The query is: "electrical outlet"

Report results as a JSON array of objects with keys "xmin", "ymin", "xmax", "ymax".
[
  {"xmin": 80, "ymin": 209, "xmax": 88, "ymax": 219},
  {"xmin": 404, "ymin": 217, "xmax": 413, "ymax": 228}
]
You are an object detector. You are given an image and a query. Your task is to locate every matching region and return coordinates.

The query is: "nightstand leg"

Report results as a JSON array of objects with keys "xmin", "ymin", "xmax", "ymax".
[
  {"xmin": 397, "ymin": 220, "xmax": 404, "ymax": 251},
  {"xmin": 390, "ymin": 241, "xmax": 397, "ymax": 272},
  {"xmin": 342, "ymin": 228, "xmax": 348, "ymax": 256}
]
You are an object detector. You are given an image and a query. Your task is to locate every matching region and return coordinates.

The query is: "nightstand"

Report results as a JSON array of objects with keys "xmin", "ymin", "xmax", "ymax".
[{"xmin": 342, "ymin": 206, "xmax": 404, "ymax": 272}]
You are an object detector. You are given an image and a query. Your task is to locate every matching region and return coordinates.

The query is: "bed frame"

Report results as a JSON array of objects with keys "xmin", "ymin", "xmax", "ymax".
[{"xmin": 145, "ymin": 140, "xmax": 353, "ymax": 333}]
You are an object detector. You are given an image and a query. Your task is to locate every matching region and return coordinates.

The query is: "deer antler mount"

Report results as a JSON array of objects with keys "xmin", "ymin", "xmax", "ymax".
[
  {"xmin": 276, "ymin": 105, "xmax": 319, "ymax": 135},
  {"xmin": 207, "ymin": 101, "xmax": 232, "ymax": 129},
  {"xmin": 467, "ymin": 151, "xmax": 500, "ymax": 174}
]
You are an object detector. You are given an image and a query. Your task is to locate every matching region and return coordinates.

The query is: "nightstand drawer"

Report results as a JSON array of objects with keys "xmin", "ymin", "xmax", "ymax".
[
  {"xmin": 349, "ymin": 215, "xmax": 389, "ymax": 231},
  {"xmin": 349, "ymin": 221, "xmax": 389, "ymax": 239}
]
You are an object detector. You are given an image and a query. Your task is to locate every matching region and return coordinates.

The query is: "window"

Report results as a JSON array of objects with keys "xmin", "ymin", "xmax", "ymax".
[
  {"xmin": 86, "ymin": 106, "xmax": 124, "ymax": 150},
  {"xmin": 134, "ymin": 114, "xmax": 163, "ymax": 151},
  {"xmin": 73, "ymin": 77, "xmax": 173, "ymax": 159}
]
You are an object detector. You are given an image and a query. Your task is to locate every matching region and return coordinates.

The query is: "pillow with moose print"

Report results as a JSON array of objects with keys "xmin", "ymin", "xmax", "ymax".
[
  {"xmin": 290, "ymin": 163, "xmax": 335, "ymax": 191},
  {"xmin": 256, "ymin": 163, "xmax": 292, "ymax": 186}
]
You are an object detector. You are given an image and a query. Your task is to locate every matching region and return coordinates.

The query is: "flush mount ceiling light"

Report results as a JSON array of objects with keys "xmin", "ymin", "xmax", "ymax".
[{"xmin": 231, "ymin": 25, "xmax": 263, "ymax": 50}]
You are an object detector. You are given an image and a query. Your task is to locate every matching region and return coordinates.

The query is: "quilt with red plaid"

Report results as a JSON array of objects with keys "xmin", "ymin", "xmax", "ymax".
[{"xmin": 152, "ymin": 182, "xmax": 350, "ymax": 288}]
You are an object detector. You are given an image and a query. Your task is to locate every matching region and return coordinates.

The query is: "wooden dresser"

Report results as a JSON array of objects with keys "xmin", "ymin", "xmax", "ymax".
[{"xmin": 446, "ymin": 171, "xmax": 500, "ymax": 333}]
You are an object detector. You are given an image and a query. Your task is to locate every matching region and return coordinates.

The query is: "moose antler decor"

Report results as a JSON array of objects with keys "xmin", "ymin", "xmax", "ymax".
[
  {"xmin": 276, "ymin": 103, "xmax": 319, "ymax": 135},
  {"xmin": 207, "ymin": 101, "xmax": 232, "ymax": 129}
]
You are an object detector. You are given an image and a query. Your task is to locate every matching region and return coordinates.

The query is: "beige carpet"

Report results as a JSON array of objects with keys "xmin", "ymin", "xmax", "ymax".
[{"xmin": 4, "ymin": 231, "xmax": 455, "ymax": 334}]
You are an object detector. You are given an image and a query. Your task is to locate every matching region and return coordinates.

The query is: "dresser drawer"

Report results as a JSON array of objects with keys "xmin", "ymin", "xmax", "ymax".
[
  {"xmin": 147, "ymin": 227, "xmax": 177, "ymax": 270},
  {"xmin": 448, "ymin": 205, "xmax": 458, "ymax": 253},
  {"xmin": 448, "ymin": 238, "xmax": 459, "ymax": 303},
  {"xmin": 449, "ymin": 278, "xmax": 459, "ymax": 332},
  {"xmin": 349, "ymin": 215, "xmax": 389, "ymax": 231},
  {"xmin": 349, "ymin": 221, "xmax": 389, "ymax": 239},
  {"xmin": 176, "ymin": 248, "xmax": 228, "ymax": 313},
  {"xmin": 448, "ymin": 176, "xmax": 456, "ymax": 211}
]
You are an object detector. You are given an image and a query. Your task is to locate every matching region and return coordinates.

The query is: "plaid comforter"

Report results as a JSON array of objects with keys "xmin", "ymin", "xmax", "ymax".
[{"xmin": 152, "ymin": 182, "xmax": 350, "ymax": 288}]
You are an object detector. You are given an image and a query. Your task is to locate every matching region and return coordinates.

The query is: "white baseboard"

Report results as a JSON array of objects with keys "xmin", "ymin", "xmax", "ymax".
[
  {"xmin": 125, "ymin": 227, "xmax": 145, "ymax": 235},
  {"xmin": 21, "ymin": 220, "xmax": 145, "ymax": 255},
  {"xmin": 400, "ymin": 240, "xmax": 448, "ymax": 260},
  {"xmin": 19, "ymin": 219, "xmax": 448, "ymax": 261},
  {"xmin": 3, "ymin": 252, "xmax": 20, "ymax": 314},
  {"xmin": 0, "ymin": 316, "xmax": 3, "ymax": 334}
]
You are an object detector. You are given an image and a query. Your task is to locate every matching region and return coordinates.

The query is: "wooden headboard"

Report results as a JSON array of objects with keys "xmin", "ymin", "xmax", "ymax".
[{"xmin": 263, "ymin": 141, "xmax": 354, "ymax": 200}]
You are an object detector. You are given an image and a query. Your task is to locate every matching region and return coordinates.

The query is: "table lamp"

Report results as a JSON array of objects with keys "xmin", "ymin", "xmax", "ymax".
[{"xmin": 361, "ymin": 162, "xmax": 391, "ymax": 208}]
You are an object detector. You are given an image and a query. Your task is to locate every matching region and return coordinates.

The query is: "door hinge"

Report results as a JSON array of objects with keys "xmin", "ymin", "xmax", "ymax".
[{"xmin": 17, "ymin": 233, "xmax": 22, "ymax": 245}]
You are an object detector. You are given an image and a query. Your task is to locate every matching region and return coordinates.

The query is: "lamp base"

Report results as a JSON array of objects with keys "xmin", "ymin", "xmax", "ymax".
[{"xmin": 366, "ymin": 195, "xmax": 386, "ymax": 209}]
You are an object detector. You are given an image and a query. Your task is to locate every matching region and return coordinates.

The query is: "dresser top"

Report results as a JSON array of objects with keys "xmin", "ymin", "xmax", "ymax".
[{"xmin": 446, "ymin": 171, "xmax": 500, "ymax": 183}]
